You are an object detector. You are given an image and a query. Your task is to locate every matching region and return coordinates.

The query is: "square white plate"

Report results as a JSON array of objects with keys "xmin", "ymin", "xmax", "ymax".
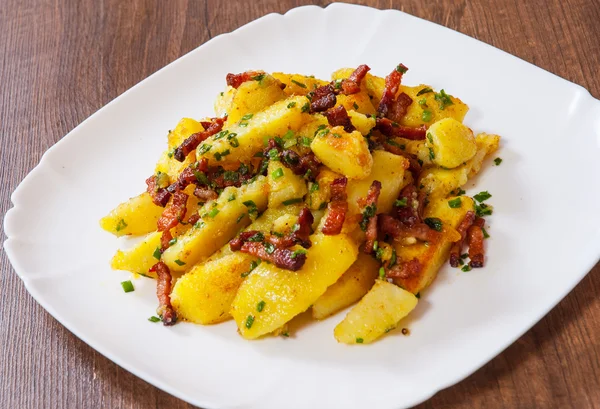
[{"xmin": 4, "ymin": 3, "xmax": 600, "ymax": 409}]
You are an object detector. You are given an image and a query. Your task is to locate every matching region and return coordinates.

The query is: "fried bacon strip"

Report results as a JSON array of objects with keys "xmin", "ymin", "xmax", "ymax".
[
  {"xmin": 146, "ymin": 175, "xmax": 171, "ymax": 207},
  {"xmin": 324, "ymin": 105, "xmax": 355, "ymax": 132},
  {"xmin": 387, "ymin": 92, "xmax": 413, "ymax": 123},
  {"xmin": 340, "ymin": 64, "xmax": 370, "ymax": 95},
  {"xmin": 230, "ymin": 231, "xmax": 307, "ymax": 271},
  {"xmin": 379, "ymin": 214, "xmax": 441, "ymax": 243},
  {"xmin": 271, "ymin": 143, "xmax": 320, "ymax": 180},
  {"xmin": 309, "ymin": 84, "xmax": 337, "ymax": 113},
  {"xmin": 226, "ymin": 70, "xmax": 264, "ymax": 89},
  {"xmin": 377, "ymin": 64, "xmax": 408, "ymax": 118},
  {"xmin": 149, "ymin": 262, "xmax": 177, "ymax": 325},
  {"xmin": 160, "ymin": 230, "xmax": 173, "ymax": 251},
  {"xmin": 376, "ymin": 117, "xmax": 427, "ymax": 140},
  {"xmin": 157, "ymin": 191, "xmax": 188, "ymax": 232},
  {"xmin": 395, "ymin": 184, "xmax": 424, "ymax": 226},
  {"xmin": 386, "ymin": 258, "xmax": 422, "ymax": 279},
  {"xmin": 468, "ymin": 217, "xmax": 486, "ymax": 268},
  {"xmin": 193, "ymin": 186, "xmax": 218, "ymax": 202},
  {"xmin": 267, "ymin": 208, "xmax": 314, "ymax": 249},
  {"xmin": 321, "ymin": 177, "xmax": 348, "ymax": 235},
  {"xmin": 449, "ymin": 211, "xmax": 476, "ymax": 267},
  {"xmin": 173, "ymin": 117, "xmax": 225, "ymax": 162},
  {"xmin": 360, "ymin": 181, "xmax": 382, "ymax": 254}
]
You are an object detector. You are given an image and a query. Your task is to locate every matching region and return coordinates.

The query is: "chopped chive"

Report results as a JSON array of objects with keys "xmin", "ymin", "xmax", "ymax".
[
  {"xmin": 434, "ymin": 89, "xmax": 453, "ymax": 110},
  {"xmin": 301, "ymin": 102, "xmax": 310, "ymax": 113},
  {"xmin": 395, "ymin": 64, "xmax": 408, "ymax": 74},
  {"xmin": 428, "ymin": 147, "xmax": 435, "ymax": 160},
  {"xmin": 247, "ymin": 232, "xmax": 264, "ymax": 242},
  {"xmin": 424, "ymin": 217, "xmax": 443, "ymax": 232},
  {"xmin": 379, "ymin": 267, "xmax": 386, "ymax": 279},
  {"xmin": 482, "ymin": 227, "xmax": 490, "ymax": 239},
  {"xmin": 356, "ymin": 337, "xmax": 364, "ymax": 344},
  {"xmin": 301, "ymin": 136, "xmax": 312, "ymax": 147},
  {"xmin": 395, "ymin": 197, "xmax": 408, "ymax": 208},
  {"xmin": 148, "ymin": 316, "xmax": 161, "ymax": 323},
  {"xmin": 153, "ymin": 247, "xmax": 162, "ymax": 260},
  {"xmin": 198, "ymin": 144, "xmax": 211, "ymax": 155},
  {"xmin": 207, "ymin": 208, "xmax": 220, "ymax": 218},
  {"xmin": 310, "ymin": 182, "xmax": 319, "ymax": 193},
  {"xmin": 121, "ymin": 280, "xmax": 134, "ymax": 293},
  {"xmin": 115, "ymin": 218, "xmax": 128, "ymax": 232},
  {"xmin": 422, "ymin": 110, "xmax": 433, "ymax": 122},
  {"xmin": 473, "ymin": 191, "xmax": 492, "ymax": 202},
  {"xmin": 245, "ymin": 315, "xmax": 255, "ymax": 329},
  {"xmin": 287, "ymin": 101, "xmax": 297, "ymax": 108},
  {"xmin": 168, "ymin": 238, "xmax": 177, "ymax": 246},
  {"xmin": 353, "ymin": 102, "xmax": 359, "ymax": 110},
  {"xmin": 417, "ymin": 87, "xmax": 433, "ymax": 96},
  {"xmin": 257, "ymin": 300, "xmax": 266, "ymax": 312},
  {"xmin": 318, "ymin": 202, "xmax": 328, "ymax": 210},
  {"xmin": 228, "ymin": 194, "xmax": 236, "ymax": 202},
  {"xmin": 174, "ymin": 259, "xmax": 186, "ymax": 266},
  {"xmin": 494, "ymin": 157, "xmax": 503, "ymax": 166},
  {"xmin": 448, "ymin": 198, "xmax": 462, "ymax": 208},
  {"xmin": 291, "ymin": 249, "xmax": 307, "ymax": 259},
  {"xmin": 241, "ymin": 113, "xmax": 254, "ymax": 121},
  {"xmin": 282, "ymin": 198, "xmax": 302, "ymax": 206},
  {"xmin": 271, "ymin": 168, "xmax": 284, "ymax": 179},
  {"xmin": 461, "ymin": 253, "xmax": 469, "ymax": 259},
  {"xmin": 264, "ymin": 242, "xmax": 275, "ymax": 254},
  {"xmin": 461, "ymin": 265, "xmax": 472, "ymax": 272},
  {"xmin": 236, "ymin": 213, "xmax": 245, "ymax": 223},
  {"xmin": 291, "ymin": 79, "xmax": 307, "ymax": 88}
]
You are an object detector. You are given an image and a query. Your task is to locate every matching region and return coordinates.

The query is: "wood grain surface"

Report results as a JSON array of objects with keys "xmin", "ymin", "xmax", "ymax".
[{"xmin": 1, "ymin": 0, "xmax": 599, "ymax": 408}]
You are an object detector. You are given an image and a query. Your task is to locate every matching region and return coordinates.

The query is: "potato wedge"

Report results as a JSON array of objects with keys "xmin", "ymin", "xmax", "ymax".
[
  {"xmin": 230, "ymin": 233, "xmax": 358, "ymax": 339},
  {"xmin": 334, "ymin": 280, "xmax": 418, "ymax": 344},
  {"xmin": 225, "ymin": 74, "xmax": 287, "ymax": 126},
  {"xmin": 110, "ymin": 231, "xmax": 161, "ymax": 278},
  {"xmin": 100, "ymin": 192, "xmax": 164, "ymax": 237},
  {"xmin": 197, "ymin": 96, "xmax": 309, "ymax": 166},
  {"xmin": 268, "ymin": 160, "xmax": 308, "ymax": 207},
  {"xmin": 162, "ymin": 176, "xmax": 268, "ymax": 272},
  {"xmin": 155, "ymin": 118, "xmax": 204, "ymax": 181},
  {"xmin": 312, "ymin": 253, "xmax": 379, "ymax": 320}
]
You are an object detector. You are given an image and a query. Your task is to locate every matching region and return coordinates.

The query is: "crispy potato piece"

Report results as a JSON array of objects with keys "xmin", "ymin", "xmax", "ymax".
[
  {"xmin": 335, "ymin": 93, "xmax": 377, "ymax": 116},
  {"xmin": 100, "ymin": 192, "xmax": 164, "ymax": 237},
  {"xmin": 214, "ymin": 86, "xmax": 236, "ymax": 117},
  {"xmin": 334, "ymin": 280, "xmax": 418, "ymax": 344},
  {"xmin": 420, "ymin": 133, "xmax": 500, "ymax": 200},
  {"xmin": 162, "ymin": 177, "xmax": 268, "ymax": 272},
  {"xmin": 312, "ymin": 253, "xmax": 379, "ymax": 320},
  {"xmin": 225, "ymin": 74, "xmax": 287, "ymax": 126},
  {"xmin": 348, "ymin": 110, "xmax": 376, "ymax": 136},
  {"xmin": 399, "ymin": 85, "xmax": 469, "ymax": 127},
  {"xmin": 426, "ymin": 118, "xmax": 477, "ymax": 168},
  {"xmin": 271, "ymin": 73, "xmax": 328, "ymax": 96},
  {"xmin": 110, "ymin": 231, "xmax": 161, "ymax": 278},
  {"xmin": 392, "ymin": 196, "xmax": 475, "ymax": 294},
  {"xmin": 197, "ymin": 96, "xmax": 309, "ymax": 166},
  {"xmin": 230, "ymin": 233, "xmax": 358, "ymax": 339},
  {"xmin": 310, "ymin": 126, "xmax": 373, "ymax": 179},
  {"xmin": 268, "ymin": 161, "xmax": 308, "ymax": 207},
  {"xmin": 308, "ymin": 168, "xmax": 342, "ymax": 210}
]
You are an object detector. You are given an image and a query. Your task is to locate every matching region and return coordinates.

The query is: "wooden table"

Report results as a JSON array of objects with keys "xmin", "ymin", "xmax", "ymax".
[{"xmin": 1, "ymin": 0, "xmax": 599, "ymax": 408}]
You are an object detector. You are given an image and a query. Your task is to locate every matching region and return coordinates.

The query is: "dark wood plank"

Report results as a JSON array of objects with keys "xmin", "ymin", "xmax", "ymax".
[{"xmin": 1, "ymin": 0, "xmax": 599, "ymax": 408}]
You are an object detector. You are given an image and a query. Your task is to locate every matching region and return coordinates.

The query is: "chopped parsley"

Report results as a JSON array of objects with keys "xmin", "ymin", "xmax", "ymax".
[
  {"xmin": 473, "ymin": 191, "xmax": 492, "ymax": 202},
  {"xmin": 115, "ymin": 218, "xmax": 128, "ymax": 232},
  {"xmin": 291, "ymin": 79, "xmax": 307, "ymax": 88},
  {"xmin": 416, "ymin": 87, "xmax": 433, "ymax": 96},
  {"xmin": 494, "ymin": 157, "xmax": 503, "ymax": 166},
  {"xmin": 434, "ymin": 89, "xmax": 454, "ymax": 110},
  {"xmin": 174, "ymin": 259, "xmax": 186, "ymax": 266},
  {"xmin": 424, "ymin": 217, "xmax": 443, "ymax": 232},
  {"xmin": 257, "ymin": 300, "xmax": 266, "ymax": 312},
  {"xmin": 121, "ymin": 280, "xmax": 134, "ymax": 293},
  {"xmin": 475, "ymin": 202, "xmax": 493, "ymax": 217},
  {"xmin": 448, "ymin": 198, "xmax": 462, "ymax": 208},
  {"xmin": 282, "ymin": 198, "xmax": 303, "ymax": 206}
]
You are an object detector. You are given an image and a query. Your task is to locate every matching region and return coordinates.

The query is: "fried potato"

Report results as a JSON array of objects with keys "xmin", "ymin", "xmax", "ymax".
[
  {"xmin": 311, "ymin": 126, "xmax": 373, "ymax": 179},
  {"xmin": 225, "ymin": 74, "xmax": 287, "ymax": 126},
  {"xmin": 267, "ymin": 160, "xmax": 308, "ymax": 207},
  {"xmin": 347, "ymin": 110, "xmax": 376, "ymax": 136},
  {"xmin": 100, "ymin": 192, "xmax": 164, "ymax": 237},
  {"xmin": 155, "ymin": 118, "xmax": 204, "ymax": 181},
  {"xmin": 334, "ymin": 280, "xmax": 418, "ymax": 344},
  {"xmin": 230, "ymin": 233, "xmax": 358, "ymax": 339},
  {"xmin": 110, "ymin": 231, "xmax": 161, "ymax": 278},
  {"xmin": 426, "ymin": 118, "xmax": 477, "ymax": 168},
  {"xmin": 271, "ymin": 73, "xmax": 329, "ymax": 96}
]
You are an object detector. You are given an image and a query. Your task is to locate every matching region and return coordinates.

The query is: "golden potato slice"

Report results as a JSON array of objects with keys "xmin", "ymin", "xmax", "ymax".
[
  {"xmin": 100, "ymin": 192, "xmax": 164, "ymax": 237},
  {"xmin": 214, "ymin": 86, "xmax": 236, "ymax": 117},
  {"xmin": 426, "ymin": 118, "xmax": 477, "ymax": 168},
  {"xmin": 312, "ymin": 253, "xmax": 379, "ymax": 320},
  {"xmin": 310, "ymin": 126, "xmax": 373, "ymax": 179},
  {"xmin": 230, "ymin": 233, "xmax": 358, "ymax": 339},
  {"xmin": 334, "ymin": 280, "xmax": 418, "ymax": 344},
  {"xmin": 267, "ymin": 161, "xmax": 308, "ymax": 207},
  {"xmin": 110, "ymin": 231, "xmax": 161, "ymax": 278},
  {"xmin": 348, "ymin": 110, "xmax": 376, "ymax": 136},
  {"xmin": 155, "ymin": 118, "xmax": 204, "ymax": 182},
  {"xmin": 225, "ymin": 74, "xmax": 287, "ymax": 126},
  {"xmin": 271, "ymin": 73, "xmax": 328, "ymax": 96},
  {"xmin": 399, "ymin": 85, "xmax": 469, "ymax": 128}
]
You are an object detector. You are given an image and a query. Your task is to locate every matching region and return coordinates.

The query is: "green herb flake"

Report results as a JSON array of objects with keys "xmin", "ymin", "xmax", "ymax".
[
  {"xmin": 310, "ymin": 182, "xmax": 319, "ymax": 193},
  {"xmin": 352, "ymin": 102, "xmax": 359, "ymax": 110},
  {"xmin": 264, "ymin": 242, "xmax": 276, "ymax": 254},
  {"xmin": 434, "ymin": 89, "xmax": 454, "ymax": 110},
  {"xmin": 395, "ymin": 197, "xmax": 408, "ymax": 207},
  {"xmin": 389, "ymin": 249, "xmax": 397, "ymax": 268},
  {"xmin": 153, "ymin": 247, "xmax": 162, "ymax": 260},
  {"xmin": 359, "ymin": 203, "xmax": 377, "ymax": 231},
  {"xmin": 428, "ymin": 147, "xmax": 435, "ymax": 160},
  {"xmin": 281, "ymin": 332, "xmax": 290, "ymax": 337},
  {"xmin": 448, "ymin": 198, "xmax": 462, "ymax": 208},
  {"xmin": 241, "ymin": 113, "xmax": 254, "ymax": 121},
  {"xmin": 174, "ymin": 259, "xmax": 186, "ymax": 266},
  {"xmin": 228, "ymin": 194, "xmax": 236, "ymax": 202},
  {"xmin": 228, "ymin": 137, "xmax": 240, "ymax": 148},
  {"xmin": 318, "ymin": 202, "xmax": 328, "ymax": 210},
  {"xmin": 168, "ymin": 238, "xmax": 177, "ymax": 246},
  {"xmin": 356, "ymin": 337, "xmax": 364, "ymax": 344},
  {"xmin": 415, "ymin": 292, "xmax": 421, "ymax": 299},
  {"xmin": 426, "ymin": 132, "xmax": 433, "ymax": 143},
  {"xmin": 245, "ymin": 315, "xmax": 255, "ymax": 329},
  {"xmin": 473, "ymin": 191, "xmax": 492, "ymax": 202},
  {"xmin": 198, "ymin": 144, "xmax": 211, "ymax": 155},
  {"xmin": 494, "ymin": 157, "xmax": 503, "ymax": 166},
  {"xmin": 207, "ymin": 208, "xmax": 220, "ymax": 218},
  {"xmin": 422, "ymin": 110, "xmax": 433, "ymax": 122},
  {"xmin": 282, "ymin": 198, "xmax": 303, "ymax": 206},
  {"xmin": 424, "ymin": 217, "xmax": 443, "ymax": 232},
  {"xmin": 301, "ymin": 136, "xmax": 312, "ymax": 147},
  {"xmin": 476, "ymin": 202, "xmax": 493, "ymax": 217},
  {"xmin": 287, "ymin": 102, "xmax": 297, "ymax": 109},
  {"xmin": 482, "ymin": 227, "xmax": 490, "ymax": 239},
  {"xmin": 461, "ymin": 253, "xmax": 469, "ymax": 259},
  {"xmin": 387, "ymin": 139, "xmax": 405, "ymax": 150},
  {"xmin": 247, "ymin": 232, "xmax": 264, "ymax": 242},
  {"xmin": 417, "ymin": 87, "xmax": 433, "ymax": 96},
  {"xmin": 379, "ymin": 267, "xmax": 386, "ymax": 279},
  {"xmin": 257, "ymin": 300, "xmax": 266, "ymax": 312},
  {"xmin": 395, "ymin": 64, "xmax": 408, "ymax": 74},
  {"xmin": 236, "ymin": 213, "xmax": 245, "ymax": 223},
  {"xmin": 291, "ymin": 249, "xmax": 307, "ymax": 259},
  {"xmin": 418, "ymin": 98, "xmax": 428, "ymax": 107},
  {"xmin": 461, "ymin": 264, "xmax": 472, "ymax": 272},
  {"xmin": 121, "ymin": 280, "xmax": 134, "ymax": 293},
  {"xmin": 115, "ymin": 218, "xmax": 128, "ymax": 232},
  {"xmin": 268, "ymin": 148, "xmax": 280, "ymax": 161},
  {"xmin": 148, "ymin": 316, "xmax": 161, "ymax": 323},
  {"xmin": 301, "ymin": 102, "xmax": 310, "ymax": 113},
  {"xmin": 252, "ymin": 74, "xmax": 265, "ymax": 83},
  {"xmin": 271, "ymin": 167, "xmax": 284, "ymax": 180},
  {"xmin": 291, "ymin": 79, "xmax": 307, "ymax": 88}
]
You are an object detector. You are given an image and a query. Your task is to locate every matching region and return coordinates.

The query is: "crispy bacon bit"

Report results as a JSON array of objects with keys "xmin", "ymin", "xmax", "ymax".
[
  {"xmin": 324, "ymin": 105, "xmax": 355, "ymax": 132},
  {"xmin": 226, "ymin": 70, "xmax": 264, "ymax": 89},
  {"xmin": 149, "ymin": 262, "xmax": 177, "ymax": 325},
  {"xmin": 377, "ymin": 64, "xmax": 407, "ymax": 118},
  {"xmin": 160, "ymin": 230, "xmax": 173, "ymax": 251},
  {"xmin": 173, "ymin": 117, "xmax": 225, "ymax": 162},
  {"xmin": 321, "ymin": 177, "xmax": 348, "ymax": 235},
  {"xmin": 387, "ymin": 92, "xmax": 413, "ymax": 123},
  {"xmin": 395, "ymin": 184, "xmax": 423, "ymax": 226},
  {"xmin": 381, "ymin": 141, "xmax": 422, "ymax": 180},
  {"xmin": 229, "ymin": 230, "xmax": 307, "ymax": 271},
  {"xmin": 468, "ymin": 225, "xmax": 485, "ymax": 268},
  {"xmin": 379, "ymin": 214, "xmax": 441, "ymax": 243},
  {"xmin": 340, "ymin": 64, "xmax": 370, "ymax": 95},
  {"xmin": 193, "ymin": 186, "xmax": 218, "ymax": 202},
  {"xmin": 310, "ymin": 85, "xmax": 337, "ymax": 113},
  {"xmin": 157, "ymin": 191, "xmax": 188, "ymax": 232},
  {"xmin": 360, "ymin": 181, "xmax": 382, "ymax": 254},
  {"xmin": 187, "ymin": 213, "xmax": 200, "ymax": 226},
  {"xmin": 146, "ymin": 175, "xmax": 171, "ymax": 207},
  {"xmin": 387, "ymin": 258, "xmax": 422, "ymax": 279},
  {"xmin": 268, "ymin": 207, "xmax": 314, "ymax": 248},
  {"xmin": 376, "ymin": 117, "xmax": 427, "ymax": 140},
  {"xmin": 279, "ymin": 150, "xmax": 321, "ymax": 180},
  {"xmin": 449, "ymin": 211, "xmax": 476, "ymax": 267}
]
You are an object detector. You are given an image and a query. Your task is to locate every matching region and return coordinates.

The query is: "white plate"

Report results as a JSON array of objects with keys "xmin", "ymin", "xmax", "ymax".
[{"xmin": 5, "ymin": 3, "xmax": 600, "ymax": 408}]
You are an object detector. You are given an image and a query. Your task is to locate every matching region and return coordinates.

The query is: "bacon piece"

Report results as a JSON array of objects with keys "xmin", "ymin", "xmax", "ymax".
[
  {"xmin": 377, "ymin": 64, "xmax": 407, "ymax": 118},
  {"xmin": 279, "ymin": 149, "xmax": 320, "ymax": 180},
  {"xmin": 226, "ymin": 70, "xmax": 263, "ymax": 89},
  {"xmin": 468, "ymin": 225, "xmax": 485, "ymax": 268},
  {"xmin": 340, "ymin": 64, "xmax": 370, "ymax": 95},
  {"xmin": 360, "ymin": 181, "xmax": 382, "ymax": 254},
  {"xmin": 449, "ymin": 211, "xmax": 476, "ymax": 267},
  {"xmin": 149, "ymin": 262, "xmax": 177, "ymax": 325},
  {"xmin": 395, "ymin": 184, "xmax": 423, "ymax": 226},
  {"xmin": 229, "ymin": 230, "xmax": 307, "ymax": 271},
  {"xmin": 160, "ymin": 230, "xmax": 173, "ymax": 251},
  {"xmin": 174, "ymin": 117, "xmax": 225, "ymax": 162},
  {"xmin": 145, "ymin": 175, "xmax": 171, "ymax": 207},
  {"xmin": 310, "ymin": 85, "xmax": 337, "ymax": 113},
  {"xmin": 187, "ymin": 213, "xmax": 200, "ymax": 226},
  {"xmin": 387, "ymin": 92, "xmax": 413, "ymax": 123},
  {"xmin": 376, "ymin": 117, "xmax": 427, "ymax": 140},
  {"xmin": 381, "ymin": 141, "xmax": 422, "ymax": 180},
  {"xmin": 387, "ymin": 258, "xmax": 422, "ymax": 279},
  {"xmin": 379, "ymin": 214, "xmax": 441, "ymax": 243},
  {"xmin": 157, "ymin": 191, "xmax": 188, "ymax": 232},
  {"xmin": 321, "ymin": 177, "xmax": 348, "ymax": 235},
  {"xmin": 324, "ymin": 105, "xmax": 355, "ymax": 132},
  {"xmin": 267, "ymin": 207, "xmax": 314, "ymax": 249},
  {"xmin": 193, "ymin": 186, "xmax": 218, "ymax": 202}
]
